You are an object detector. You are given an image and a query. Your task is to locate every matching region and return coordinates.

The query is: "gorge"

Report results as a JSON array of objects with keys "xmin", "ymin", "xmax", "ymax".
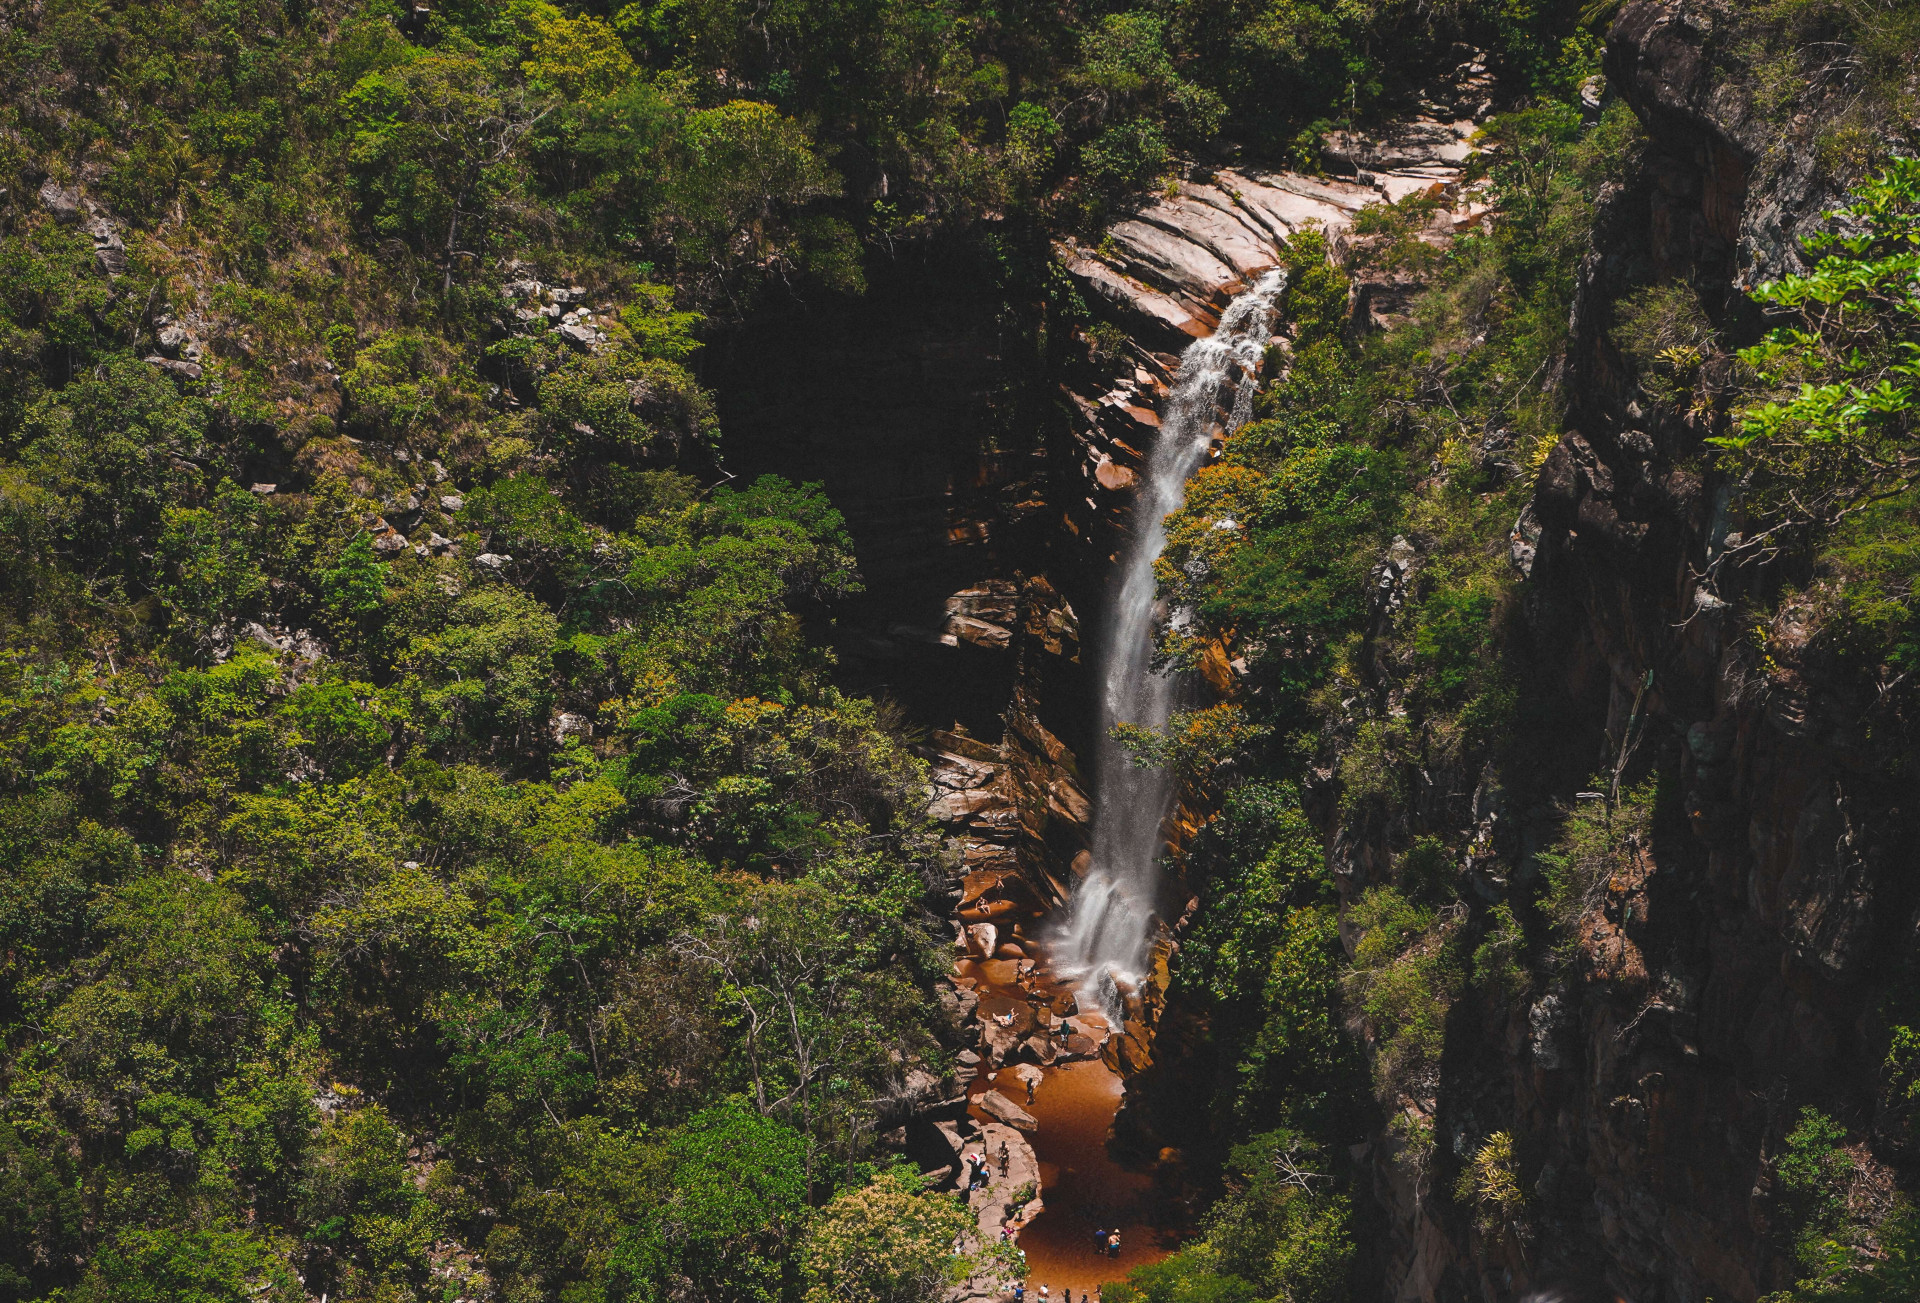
[
  {"xmin": 711, "ymin": 6, "xmax": 1920, "ymax": 1297},
  {"xmin": 3, "ymin": 2, "xmax": 1919, "ymax": 1303}
]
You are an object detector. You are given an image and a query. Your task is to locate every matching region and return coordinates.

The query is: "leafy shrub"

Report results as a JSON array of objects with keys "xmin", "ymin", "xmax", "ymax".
[
  {"xmin": 801, "ymin": 1166, "xmax": 974, "ymax": 1303},
  {"xmin": 155, "ymin": 480, "xmax": 271, "ymax": 642},
  {"xmin": 1535, "ymin": 781, "xmax": 1652, "ymax": 943},
  {"xmin": 1612, "ymin": 280, "xmax": 1716, "ymax": 407},
  {"xmin": 1107, "ymin": 1131, "xmax": 1353, "ymax": 1303},
  {"xmin": 1712, "ymin": 160, "xmax": 1920, "ymax": 542},
  {"xmin": 607, "ymin": 1104, "xmax": 809, "ymax": 1303},
  {"xmin": 1345, "ymin": 888, "xmax": 1464, "ymax": 1100},
  {"xmin": 1081, "ymin": 117, "xmax": 1172, "ymax": 195},
  {"xmin": 1776, "ymin": 1108, "xmax": 1857, "ymax": 1270}
]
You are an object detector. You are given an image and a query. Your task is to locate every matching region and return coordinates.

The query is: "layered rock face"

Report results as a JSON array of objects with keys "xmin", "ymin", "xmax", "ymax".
[
  {"xmin": 1325, "ymin": 6, "xmax": 1918, "ymax": 1299},
  {"xmin": 713, "ymin": 106, "xmax": 1492, "ymax": 1057},
  {"xmin": 1051, "ymin": 120, "xmax": 1493, "ymax": 646}
]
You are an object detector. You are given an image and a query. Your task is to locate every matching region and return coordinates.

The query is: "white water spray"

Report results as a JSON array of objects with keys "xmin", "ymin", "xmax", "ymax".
[{"xmin": 1054, "ymin": 267, "xmax": 1288, "ymax": 1022}]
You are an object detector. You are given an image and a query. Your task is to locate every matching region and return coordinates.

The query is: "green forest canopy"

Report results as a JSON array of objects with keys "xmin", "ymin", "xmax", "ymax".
[{"xmin": 0, "ymin": 0, "xmax": 1694, "ymax": 1299}]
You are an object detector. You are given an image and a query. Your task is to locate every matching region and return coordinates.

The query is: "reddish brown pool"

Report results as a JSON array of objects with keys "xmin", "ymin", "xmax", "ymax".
[
  {"xmin": 1007, "ymin": 1058, "xmax": 1181, "ymax": 1294},
  {"xmin": 958, "ymin": 946, "xmax": 1183, "ymax": 1298}
]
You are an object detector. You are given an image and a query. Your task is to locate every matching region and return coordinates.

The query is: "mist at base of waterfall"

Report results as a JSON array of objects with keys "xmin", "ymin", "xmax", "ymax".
[{"xmin": 1052, "ymin": 268, "xmax": 1289, "ymax": 1025}]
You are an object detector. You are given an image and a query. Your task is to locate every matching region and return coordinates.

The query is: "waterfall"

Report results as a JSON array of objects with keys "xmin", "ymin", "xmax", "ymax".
[{"xmin": 1054, "ymin": 267, "xmax": 1288, "ymax": 1023}]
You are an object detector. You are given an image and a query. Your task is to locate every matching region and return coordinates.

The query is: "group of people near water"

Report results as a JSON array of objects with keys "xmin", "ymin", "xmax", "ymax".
[
  {"xmin": 1010, "ymin": 1285, "xmax": 1100, "ymax": 1303},
  {"xmin": 961, "ymin": 1142, "xmax": 1012, "ymax": 1193},
  {"xmin": 1001, "ymin": 1223, "xmax": 1123, "ymax": 1303}
]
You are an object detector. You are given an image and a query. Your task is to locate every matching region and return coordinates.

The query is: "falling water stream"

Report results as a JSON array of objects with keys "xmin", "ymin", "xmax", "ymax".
[
  {"xmin": 1053, "ymin": 267, "xmax": 1289, "ymax": 1018},
  {"xmin": 976, "ymin": 270, "xmax": 1290, "ymax": 1299}
]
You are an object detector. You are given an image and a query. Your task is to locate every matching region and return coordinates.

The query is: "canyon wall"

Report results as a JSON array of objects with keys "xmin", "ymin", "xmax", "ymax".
[{"xmin": 1321, "ymin": 5, "xmax": 1917, "ymax": 1300}]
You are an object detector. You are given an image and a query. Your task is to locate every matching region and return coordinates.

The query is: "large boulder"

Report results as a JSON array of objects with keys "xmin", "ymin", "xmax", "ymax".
[{"xmin": 974, "ymin": 1089, "xmax": 1038, "ymax": 1132}]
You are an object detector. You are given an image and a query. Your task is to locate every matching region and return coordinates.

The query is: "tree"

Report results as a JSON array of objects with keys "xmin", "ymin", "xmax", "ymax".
[
  {"xmin": 608, "ymin": 1104, "xmax": 809, "ymax": 1303},
  {"xmin": 671, "ymin": 877, "xmax": 924, "ymax": 1161},
  {"xmin": 801, "ymin": 1166, "xmax": 973, "ymax": 1303},
  {"xmin": 396, "ymin": 584, "xmax": 560, "ymax": 758},
  {"xmin": 659, "ymin": 100, "xmax": 862, "ymax": 305},
  {"xmin": 11, "ymin": 356, "xmax": 211, "ymax": 595},
  {"xmin": 1069, "ymin": 12, "xmax": 1225, "ymax": 194},
  {"xmin": 1712, "ymin": 159, "xmax": 1920, "ymax": 556},
  {"xmin": 342, "ymin": 50, "xmax": 549, "ymax": 289},
  {"xmin": 155, "ymin": 479, "xmax": 270, "ymax": 644}
]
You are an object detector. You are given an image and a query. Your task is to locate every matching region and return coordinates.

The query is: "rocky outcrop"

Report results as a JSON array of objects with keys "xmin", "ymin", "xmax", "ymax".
[
  {"xmin": 949, "ymin": 1121, "xmax": 1047, "ymax": 1303},
  {"xmin": 502, "ymin": 270, "xmax": 615, "ymax": 351},
  {"xmin": 39, "ymin": 179, "xmax": 126, "ymax": 276},
  {"xmin": 1053, "ymin": 120, "xmax": 1492, "ymax": 603},
  {"xmin": 1057, "ymin": 122, "xmax": 1486, "ymax": 352}
]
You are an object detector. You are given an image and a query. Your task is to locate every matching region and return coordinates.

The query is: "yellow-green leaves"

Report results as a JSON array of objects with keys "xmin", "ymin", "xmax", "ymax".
[
  {"xmin": 511, "ymin": 1, "xmax": 637, "ymax": 102},
  {"xmin": 801, "ymin": 1167, "xmax": 974, "ymax": 1303},
  {"xmin": 663, "ymin": 100, "xmax": 860, "ymax": 299},
  {"xmin": 1713, "ymin": 160, "xmax": 1920, "ymax": 532},
  {"xmin": 1453, "ymin": 1130, "xmax": 1526, "ymax": 1236}
]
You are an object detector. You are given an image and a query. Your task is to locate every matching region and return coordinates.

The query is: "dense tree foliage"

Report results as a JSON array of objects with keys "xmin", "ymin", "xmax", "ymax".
[
  {"xmin": 0, "ymin": 0, "xmax": 1684, "ymax": 1297},
  {"xmin": 0, "ymin": 2, "xmax": 1033, "ymax": 1298}
]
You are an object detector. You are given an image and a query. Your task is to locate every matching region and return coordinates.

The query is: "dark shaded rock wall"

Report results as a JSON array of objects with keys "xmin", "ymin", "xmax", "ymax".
[{"xmin": 1339, "ymin": 5, "xmax": 1920, "ymax": 1299}]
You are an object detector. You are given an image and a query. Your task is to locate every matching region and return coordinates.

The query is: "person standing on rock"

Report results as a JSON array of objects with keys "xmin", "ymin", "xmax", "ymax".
[
  {"xmin": 1012, "ymin": 1283, "xmax": 1024, "ymax": 1303},
  {"xmin": 997, "ymin": 1141, "xmax": 1010, "ymax": 1177}
]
